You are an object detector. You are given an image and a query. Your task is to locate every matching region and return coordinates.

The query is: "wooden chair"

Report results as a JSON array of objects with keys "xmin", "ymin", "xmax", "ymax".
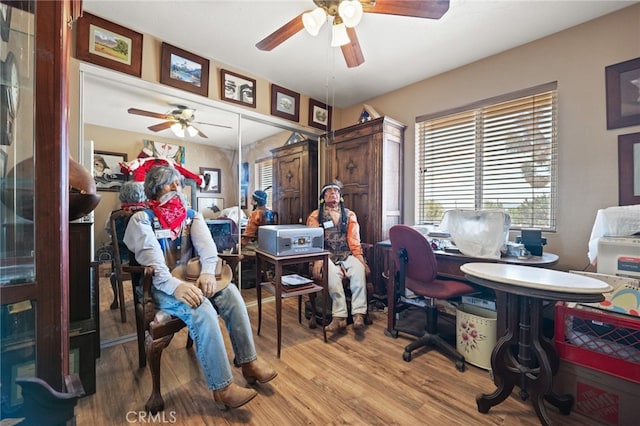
[{"xmin": 109, "ymin": 209, "xmax": 135, "ymax": 322}]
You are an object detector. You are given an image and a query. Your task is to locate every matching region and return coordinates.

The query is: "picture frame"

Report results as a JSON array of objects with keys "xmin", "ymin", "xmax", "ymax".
[
  {"xmin": 220, "ymin": 69, "xmax": 256, "ymax": 108},
  {"xmin": 308, "ymin": 98, "xmax": 333, "ymax": 130},
  {"xmin": 271, "ymin": 84, "xmax": 300, "ymax": 122},
  {"xmin": 182, "ymin": 178, "xmax": 197, "ymax": 208},
  {"xmin": 240, "ymin": 185, "xmax": 248, "ymax": 210},
  {"xmin": 75, "ymin": 13, "xmax": 143, "ymax": 78},
  {"xmin": 199, "ymin": 167, "xmax": 221, "ymax": 193},
  {"xmin": 618, "ymin": 132, "xmax": 640, "ymax": 206},
  {"xmin": 605, "ymin": 57, "xmax": 640, "ymax": 130},
  {"xmin": 160, "ymin": 42, "xmax": 210, "ymax": 97},
  {"xmin": 196, "ymin": 195, "xmax": 224, "ymax": 217},
  {"xmin": 1, "ymin": 3, "xmax": 11, "ymax": 42},
  {"xmin": 93, "ymin": 150, "xmax": 128, "ymax": 192}
]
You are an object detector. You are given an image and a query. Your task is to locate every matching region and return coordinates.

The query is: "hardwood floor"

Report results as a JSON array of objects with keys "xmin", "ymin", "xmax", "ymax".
[{"xmin": 80, "ymin": 276, "xmax": 603, "ymax": 425}]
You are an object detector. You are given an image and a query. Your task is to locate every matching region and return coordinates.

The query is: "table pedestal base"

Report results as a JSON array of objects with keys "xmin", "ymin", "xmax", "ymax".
[{"xmin": 476, "ymin": 292, "xmax": 573, "ymax": 426}]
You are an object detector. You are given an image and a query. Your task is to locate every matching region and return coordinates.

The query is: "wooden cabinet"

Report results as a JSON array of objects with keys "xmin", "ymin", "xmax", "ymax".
[
  {"xmin": 0, "ymin": 1, "xmax": 79, "ymax": 417},
  {"xmin": 271, "ymin": 140, "xmax": 319, "ymax": 225},
  {"xmin": 322, "ymin": 116, "xmax": 405, "ymax": 245}
]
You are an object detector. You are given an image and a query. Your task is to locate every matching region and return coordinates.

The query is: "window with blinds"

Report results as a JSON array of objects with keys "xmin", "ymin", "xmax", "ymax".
[
  {"xmin": 416, "ymin": 83, "xmax": 558, "ymax": 231},
  {"xmin": 254, "ymin": 158, "xmax": 273, "ymax": 209}
]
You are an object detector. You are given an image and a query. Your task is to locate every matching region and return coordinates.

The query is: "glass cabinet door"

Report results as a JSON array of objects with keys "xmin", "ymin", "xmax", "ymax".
[{"xmin": 0, "ymin": 1, "xmax": 36, "ymax": 417}]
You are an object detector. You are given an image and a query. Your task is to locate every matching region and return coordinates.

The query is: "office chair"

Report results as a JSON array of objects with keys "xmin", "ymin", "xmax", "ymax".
[{"xmin": 387, "ymin": 225, "xmax": 476, "ymax": 371}]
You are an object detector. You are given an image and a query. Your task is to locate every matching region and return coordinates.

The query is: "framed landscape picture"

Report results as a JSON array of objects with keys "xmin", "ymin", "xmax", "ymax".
[
  {"xmin": 308, "ymin": 98, "xmax": 333, "ymax": 130},
  {"xmin": 76, "ymin": 13, "xmax": 143, "ymax": 77},
  {"xmin": 271, "ymin": 84, "xmax": 300, "ymax": 122},
  {"xmin": 220, "ymin": 69, "xmax": 256, "ymax": 108},
  {"xmin": 160, "ymin": 42, "xmax": 210, "ymax": 97}
]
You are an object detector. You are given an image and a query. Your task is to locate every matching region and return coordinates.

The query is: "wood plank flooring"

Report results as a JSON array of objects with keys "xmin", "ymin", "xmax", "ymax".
[{"xmin": 77, "ymin": 276, "xmax": 604, "ymax": 425}]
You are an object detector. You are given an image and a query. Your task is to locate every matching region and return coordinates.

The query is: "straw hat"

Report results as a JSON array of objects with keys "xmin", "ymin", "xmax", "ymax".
[{"xmin": 172, "ymin": 257, "xmax": 232, "ymax": 293}]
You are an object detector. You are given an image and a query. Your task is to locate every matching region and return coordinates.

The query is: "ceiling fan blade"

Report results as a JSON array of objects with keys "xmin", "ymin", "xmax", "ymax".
[
  {"xmin": 363, "ymin": 0, "xmax": 450, "ymax": 19},
  {"xmin": 256, "ymin": 13, "xmax": 305, "ymax": 51},
  {"xmin": 127, "ymin": 107, "xmax": 172, "ymax": 120},
  {"xmin": 341, "ymin": 27, "xmax": 365, "ymax": 68},
  {"xmin": 190, "ymin": 124, "xmax": 208, "ymax": 139},
  {"xmin": 193, "ymin": 121, "xmax": 233, "ymax": 129},
  {"xmin": 147, "ymin": 121, "xmax": 175, "ymax": 132}
]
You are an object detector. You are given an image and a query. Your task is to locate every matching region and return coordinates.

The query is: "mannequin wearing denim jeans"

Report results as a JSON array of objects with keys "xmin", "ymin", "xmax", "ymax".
[{"xmin": 124, "ymin": 165, "xmax": 276, "ymax": 409}]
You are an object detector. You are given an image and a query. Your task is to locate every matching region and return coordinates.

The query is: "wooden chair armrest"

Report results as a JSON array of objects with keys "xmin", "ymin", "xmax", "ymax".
[{"xmin": 124, "ymin": 265, "xmax": 156, "ymax": 328}]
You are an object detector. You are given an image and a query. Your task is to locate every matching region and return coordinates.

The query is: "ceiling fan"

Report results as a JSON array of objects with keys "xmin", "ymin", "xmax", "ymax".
[
  {"xmin": 256, "ymin": 0, "xmax": 450, "ymax": 68},
  {"xmin": 127, "ymin": 104, "xmax": 231, "ymax": 139}
]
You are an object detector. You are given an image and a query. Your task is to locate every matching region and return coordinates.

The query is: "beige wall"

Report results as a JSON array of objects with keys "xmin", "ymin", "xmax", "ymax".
[{"xmin": 338, "ymin": 4, "xmax": 640, "ymax": 271}]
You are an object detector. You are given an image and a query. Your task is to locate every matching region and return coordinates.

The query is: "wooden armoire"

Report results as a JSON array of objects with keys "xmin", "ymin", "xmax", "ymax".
[
  {"xmin": 271, "ymin": 139, "xmax": 319, "ymax": 225},
  {"xmin": 323, "ymin": 117, "xmax": 406, "ymax": 294}
]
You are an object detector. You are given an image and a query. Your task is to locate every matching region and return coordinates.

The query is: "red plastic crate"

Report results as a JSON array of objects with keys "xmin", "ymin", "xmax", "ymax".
[{"xmin": 554, "ymin": 302, "xmax": 640, "ymax": 384}]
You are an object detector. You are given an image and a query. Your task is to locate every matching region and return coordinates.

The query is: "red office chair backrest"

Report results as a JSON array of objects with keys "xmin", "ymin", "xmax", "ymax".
[{"xmin": 389, "ymin": 225, "xmax": 438, "ymax": 284}]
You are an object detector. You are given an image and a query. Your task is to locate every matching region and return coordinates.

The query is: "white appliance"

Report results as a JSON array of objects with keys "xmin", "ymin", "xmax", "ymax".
[{"xmin": 597, "ymin": 236, "xmax": 640, "ymax": 278}]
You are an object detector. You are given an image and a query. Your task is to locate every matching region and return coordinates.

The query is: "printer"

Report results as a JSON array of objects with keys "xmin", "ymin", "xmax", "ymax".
[
  {"xmin": 258, "ymin": 225, "xmax": 324, "ymax": 256},
  {"xmin": 597, "ymin": 236, "xmax": 640, "ymax": 278}
]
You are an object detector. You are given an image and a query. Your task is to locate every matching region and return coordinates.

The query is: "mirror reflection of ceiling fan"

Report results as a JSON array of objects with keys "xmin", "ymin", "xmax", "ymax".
[
  {"xmin": 256, "ymin": 0, "xmax": 450, "ymax": 68},
  {"xmin": 127, "ymin": 104, "xmax": 232, "ymax": 139}
]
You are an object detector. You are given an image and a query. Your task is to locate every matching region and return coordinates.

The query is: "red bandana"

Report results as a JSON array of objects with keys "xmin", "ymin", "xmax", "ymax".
[{"xmin": 148, "ymin": 195, "xmax": 186, "ymax": 233}]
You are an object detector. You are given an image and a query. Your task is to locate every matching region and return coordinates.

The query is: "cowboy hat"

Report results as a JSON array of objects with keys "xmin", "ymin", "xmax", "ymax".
[{"xmin": 171, "ymin": 256, "xmax": 233, "ymax": 294}]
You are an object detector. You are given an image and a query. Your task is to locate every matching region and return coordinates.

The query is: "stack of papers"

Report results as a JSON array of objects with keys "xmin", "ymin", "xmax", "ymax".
[{"xmin": 281, "ymin": 274, "xmax": 313, "ymax": 286}]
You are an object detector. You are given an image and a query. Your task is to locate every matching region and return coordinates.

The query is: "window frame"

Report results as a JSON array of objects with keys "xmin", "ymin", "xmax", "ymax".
[{"xmin": 415, "ymin": 82, "xmax": 558, "ymax": 232}]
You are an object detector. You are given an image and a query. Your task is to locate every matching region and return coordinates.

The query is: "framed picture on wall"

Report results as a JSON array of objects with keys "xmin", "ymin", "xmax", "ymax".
[
  {"xmin": 160, "ymin": 42, "xmax": 210, "ymax": 97},
  {"xmin": 308, "ymin": 98, "xmax": 332, "ymax": 130},
  {"xmin": 240, "ymin": 185, "xmax": 248, "ymax": 210},
  {"xmin": 93, "ymin": 150, "xmax": 128, "ymax": 192},
  {"xmin": 200, "ymin": 167, "xmax": 221, "ymax": 193},
  {"xmin": 76, "ymin": 13, "xmax": 143, "ymax": 77},
  {"xmin": 196, "ymin": 195, "xmax": 224, "ymax": 217},
  {"xmin": 271, "ymin": 84, "xmax": 300, "ymax": 122},
  {"xmin": 618, "ymin": 132, "xmax": 640, "ymax": 206},
  {"xmin": 605, "ymin": 57, "xmax": 640, "ymax": 129},
  {"xmin": 220, "ymin": 69, "xmax": 256, "ymax": 108}
]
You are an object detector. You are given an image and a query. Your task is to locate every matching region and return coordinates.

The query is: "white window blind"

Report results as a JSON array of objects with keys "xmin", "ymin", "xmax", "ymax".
[
  {"xmin": 416, "ymin": 83, "xmax": 558, "ymax": 231},
  {"xmin": 254, "ymin": 158, "xmax": 273, "ymax": 209}
]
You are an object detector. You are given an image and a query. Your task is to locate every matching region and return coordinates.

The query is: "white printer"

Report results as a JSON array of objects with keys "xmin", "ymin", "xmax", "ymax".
[
  {"xmin": 597, "ymin": 236, "xmax": 640, "ymax": 278},
  {"xmin": 258, "ymin": 225, "xmax": 324, "ymax": 256}
]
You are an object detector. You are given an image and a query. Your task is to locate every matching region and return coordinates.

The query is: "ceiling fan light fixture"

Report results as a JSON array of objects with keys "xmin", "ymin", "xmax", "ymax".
[
  {"xmin": 338, "ymin": 0, "xmax": 363, "ymax": 28},
  {"xmin": 302, "ymin": 7, "xmax": 326, "ymax": 36},
  {"xmin": 186, "ymin": 125, "xmax": 199, "ymax": 137},
  {"xmin": 170, "ymin": 122, "xmax": 185, "ymax": 138},
  {"xmin": 331, "ymin": 21, "xmax": 350, "ymax": 47}
]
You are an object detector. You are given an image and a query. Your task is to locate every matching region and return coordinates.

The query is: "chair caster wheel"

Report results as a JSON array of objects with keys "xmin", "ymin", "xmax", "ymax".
[
  {"xmin": 455, "ymin": 361, "xmax": 465, "ymax": 372},
  {"xmin": 402, "ymin": 351, "xmax": 412, "ymax": 362}
]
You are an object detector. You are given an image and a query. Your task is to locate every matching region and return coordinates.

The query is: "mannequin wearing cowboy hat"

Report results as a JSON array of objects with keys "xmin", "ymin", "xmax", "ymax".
[
  {"xmin": 306, "ymin": 182, "xmax": 370, "ymax": 333},
  {"xmin": 124, "ymin": 166, "xmax": 276, "ymax": 409}
]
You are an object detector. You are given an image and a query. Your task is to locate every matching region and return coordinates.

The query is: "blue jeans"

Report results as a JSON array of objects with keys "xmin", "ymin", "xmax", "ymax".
[{"xmin": 153, "ymin": 284, "xmax": 257, "ymax": 390}]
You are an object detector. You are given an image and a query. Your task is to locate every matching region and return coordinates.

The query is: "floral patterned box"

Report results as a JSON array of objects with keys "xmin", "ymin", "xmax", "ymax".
[{"xmin": 456, "ymin": 304, "xmax": 497, "ymax": 370}]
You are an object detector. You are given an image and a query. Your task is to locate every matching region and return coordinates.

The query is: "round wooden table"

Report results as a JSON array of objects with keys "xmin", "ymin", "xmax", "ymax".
[{"xmin": 460, "ymin": 263, "xmax": 613, "ymax": 426}]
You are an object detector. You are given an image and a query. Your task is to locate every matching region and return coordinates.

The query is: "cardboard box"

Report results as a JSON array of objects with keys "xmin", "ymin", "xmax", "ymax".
[{"xmin": 554, "ymin": 362, "xmax": 640, "ymax": 426}]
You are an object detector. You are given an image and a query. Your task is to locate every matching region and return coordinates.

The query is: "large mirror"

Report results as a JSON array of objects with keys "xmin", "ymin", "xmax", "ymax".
[{"xmin": 78, "ymin": 65, "xmax": 318, "ymax": 344}]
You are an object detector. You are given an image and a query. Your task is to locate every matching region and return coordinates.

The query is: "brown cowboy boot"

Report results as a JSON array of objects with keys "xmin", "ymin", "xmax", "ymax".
[
  {"xmin": 213, "ymin": 382, "xmax": 257, "ymax": 409},
  {"xmin": 353, "ymin": 313, "xmax": 365, "ymax": 330},
  {"xmin": 325, "ymin": 316, "xmax": 347, "ymax": 332},
  {"xmin": 241, "ymin": 358, "xmax": 278, "ymax": 385}
]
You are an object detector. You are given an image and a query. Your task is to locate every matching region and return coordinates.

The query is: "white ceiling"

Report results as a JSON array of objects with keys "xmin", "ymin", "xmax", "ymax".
[{"xmin": 80, "ymin": 0, "xmax": 636, "ymax": 147}]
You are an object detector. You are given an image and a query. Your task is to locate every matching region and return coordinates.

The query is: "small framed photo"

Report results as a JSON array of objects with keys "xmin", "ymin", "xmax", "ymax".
[
  {"xmin": 160, "ymin": 42, "xmax": 210, "ymax": 97},
  {"xmin": 240, "ymin": 185, "xmax": 248, "ymax": 210},
  {"xmin": 618, "ymin": 132, "xmax": 640, "ymax": 206},
  {"xmin": 271, "ymin": 84, "xmax": 300, "ymax": 122},
  {"xmin": 197, "ymin": 195, "xmax": 224, "ymax": 217},
  {"xmin": 605, "ymin": 57, "xmax": 640, "ymax": 130},
  {"xmin": 76, "ymin": 13, "xmax": 143, "ymax": 77},
  {"xmin": 200, "ymin": 167, "xmax": 221, "ymax": 193},
  {"xmin": 220, "ymin": 69, "xmax": 256, "ymax": 108},
  {"xmin": 308, "ymin": 98, "xmax": 333, "ymax": 130},
  {"xmin": 93, "ymin": 150, "xmax": 128, "ymax": 192}
]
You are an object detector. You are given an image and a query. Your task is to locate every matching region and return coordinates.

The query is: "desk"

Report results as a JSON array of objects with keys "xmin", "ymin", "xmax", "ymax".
[
  {"xmin": 460, "ymin": 263, "xmax": 612, "ymax": 426},
  {"xmin": 255, "ymin": 249, "xmax": 329, "ymax": 358}
]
